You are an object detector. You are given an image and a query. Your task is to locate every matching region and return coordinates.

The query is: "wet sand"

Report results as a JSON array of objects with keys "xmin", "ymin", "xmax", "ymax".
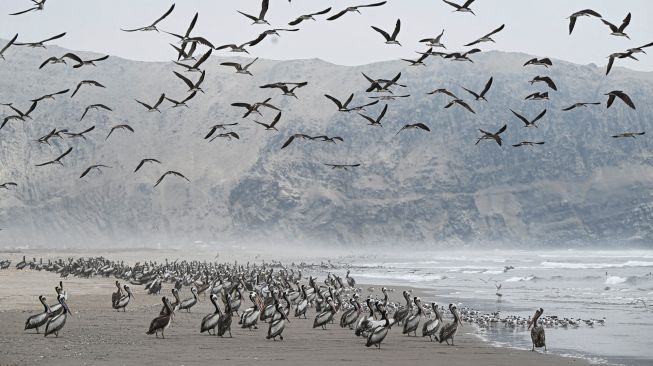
[{"xmin": 0, "ymin": 252, "xmax": 590, "ymax": 366}]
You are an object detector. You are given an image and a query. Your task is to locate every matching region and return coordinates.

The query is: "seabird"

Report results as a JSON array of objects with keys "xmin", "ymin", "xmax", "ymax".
[
  {"xmin": 260, "ymin": 81, "xmax": 307, "ymax": 98},
  {"xmin": 121, "ymin": 3, "xmax": 175, "ymax": 32},
  {"xmin": 0, "ymin": 34, "xmax": 18, "ymax": 60},
  {"xmin": 327, "ymin": 2, "xmax": 387, "ymax": 21},
  {"xmin": 253, "ymin": 111, "xmax": 282, "ymax": 131},
  {"xmin": 35, "ymin": 147, "xmax": 73, "ymax": 167},
  {"xmin": 153, "ymin": 171, "xmax": 190, "ymax": 188},
  {"xmin": 464, "ymin": 24, "xmax": 504, "ymax": 46},
  {"xmin": 210, "ymin": 132, "xmax": 239, "ymax": 142},
  {"xmin": 402, "ymin": 48, "xmax": 431, "ymax": 66},
  {"xmin": 288, "ymin": 7, "xmax": 332, "ymax": 25},
  {"xmin": 605, "ymin": 90, "xmax": 635, "ymax": 109},
  {"xmin": 105, "ymin": 124, "xmax": 135, "ymax": 140},
  {"xmin": 476, "ymin": 125, "xmax": 507, "ymax": 146},
  {"xmin": 39, "ymin": 53, "xmax": 82, "ymax": 69},
  {"xmin": 165, "ymin": 92, "xmax": 196, "ymax": 108},
  {"xmin": 529, "ymin": 76, "xmax": 557, "ymax": 91},
  {"xmin": 371, "ymin": 19, "xmax": 401, "ymax": 46},
  {"xmin": 612, "ymin": 132, "xmax": 645, "ymax": 139},
  {"xmin": 561, "ymin": 102, "xmax": 601, "ymax": 111},
  {"xmin": 249, "ymin": 29, "xmax": 299, "ymax": 47},
  {"xmin": 444, "ymin": 99, "xmax": 475, "ymax": 114},
  {"xmin": 511, "ymin": 109, "xmax": 547, "ymax": 128},
  {"xmin": 513, "ymin": 141, "xmax": 545, "ymax": 147},
  {"xmin": 204, "ymin": 124, "xmax": 239, "ymax": 139},
  {"xmin": 220, "ymin": 57, "xmax": 258, "ymax": 76},
  {"xmin": 80, "ymin": 164, "xmax": 111, "ymax": 179},
  {"xmin": 524, "ymin": 91, "xmax": 549, "ymax": 100},
  {"xmin": 461, "ymin": 77, "xmax": 493, "ymax": 101},
  {"xmin": 568, "ymin": 9, "xmax": 602, "ymax": 35},
  {"xmin": 323, "ymin": 163, "xmax": 361, "ymax": 170},
  {"xmin": 396, "ymin": 123, "xmax": 430, "ymax": 135},
  {"xmin": 135, "ymin": 94, "xmax": 166, "ymax": 112},
  {"xmin": 237, "ymin": 0, "xmax": 270, "ymax": 25},
  {"xmin": 442, "ymin": 0, "xmax": 476, "ymax": 15},
  {"xmin": 71, "ymin": 80, "xmax": 105, "ymax": 98},
  {"xmin": 419, "ymin": 30, "xmax": 446, "ymax": 48},
  {"xmin": 80, "ymin": 104, "xmax": 112, "ymax": 121},
  {"xmin": 15, "ymin": 32, "xmax": 65, "ymax": 48},
  {"xmin": 524, "ymin": 57, "xmax": 553, "ymax": 67},
  {"xmin": 134, "ymin": 158, "xmax": 162, "ymax": 173},
  {"xmin": 231, "ymin": 98, "xmax": 280, "ymax": 118},
  {"xmin": 63, "ymin": 126, "xmax": 95, "ymax": 139},
  {"xmin": 174, "ymin": 70, "xmax": 205, "ymax": 93},
  {"xmin": 173, "ymin": 48, "xmax": 211, "ymax": 72},
  {"xmin": 31, "ymin": 89, "xmax": 70, "ymax": 103},
  {"xmin": 601, "ymin": 13, "xmax": 631, "ymax": 38},
  {"xmin": 9, "ymin": 0, "xmax": 46, "ymax": 16}
]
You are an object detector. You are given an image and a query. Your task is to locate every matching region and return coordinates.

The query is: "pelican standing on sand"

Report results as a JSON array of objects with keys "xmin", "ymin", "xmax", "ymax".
[
  {"xmin": 528, "ymin": 308, "xmax": 547, "ymax": 352},
  {"xmin": 113, "ymin": 285, "xmax": 134, "ymax": 312},
  {"xmin": 266, "ymin": 301, "xmax": 290, "ymax": 341},
  {"xmin": 24, "ymin": 296, "xmax": 51, "ymax": 333},
  {"xmin": 147, "ymin": 297, "xmax": 173, "ymax": 338},
  {"xmin": 179, "ymin": 287, "xmax": 198, "ymax": 312},
  {"xmin": 422, "ymin": 302, "xmax": 443, "ymax": 341},
  {"xmin": 200, "ymin": 294, "xmax": 221, "ymax": 335},
  {"xmin": 44, "ymin": 295, "xmax": 71, "ymax": 337},
  {"xmin": 365, "ymin": 310, "xmax": 391, "ymax": 348},
  {"xmin": 403, "ymin": 296, "xmax": 422, "ymax": 336},
  {"xmin": 439, "ymin": 304, "xmax": 462, "ymax": 345}
]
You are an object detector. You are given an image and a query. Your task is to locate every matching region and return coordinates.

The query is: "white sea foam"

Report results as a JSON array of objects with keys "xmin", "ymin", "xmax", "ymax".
[
  {"xmin": 540, "ymin": 261, "xmax": 653, "ymax": 270},
  {"xmin": 504, "ymin": 275, "xmax": 535, "ymax": 282}
]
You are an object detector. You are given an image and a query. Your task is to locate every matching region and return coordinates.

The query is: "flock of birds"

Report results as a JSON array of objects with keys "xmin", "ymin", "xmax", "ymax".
[
  {"xmin": 0, "ymin": 0, "xmax": 650, "ymax": 201},
  {"xmin": 5, "ymin": 254, "xmax": 571, "ymax": 352}
]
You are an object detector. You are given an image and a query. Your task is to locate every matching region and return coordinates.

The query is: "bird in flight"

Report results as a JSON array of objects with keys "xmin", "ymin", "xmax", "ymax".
[
  {"xmin": 174, "ymin": 48, "xmax": 211, "ymax": 73},
  {"xmin": 444, "ymin": 99, "xmax": 475, "ymax": 114},
  {"xmin": 288, "ymin": 7, "xmax": 332, "ymax": 26},
  {"xmin": 260, "ymin": 81, "xmax": 308, "ymax": 98},
  {"xmin": 461, "ymin": 77, "xmax": 493, "ymax": 101},
  {"xmin": 327, "ymin": 2, "xmax": 387, "ymax": 21},
  {"xmin": 134, "ymin": 158, "xmax": 162, "ymax": 173},
  {"xmin": 605, "ymin": 90, "xmax": 636, "ymax": 110},
  {"xmin": 174, "ymin": 70, "xmax": 206, "ymax": 94},
  {"xmin": 601, "ymin": 13, "xmax": 631, "ymax": 39},
  {"xmin": 153, "ymin": 171, "xmax": 190, "ymax": 188},
  {"xmin": 464, "ymin": 24, "xmax": 505, "ymax": 46},
  {"xmin": 35, "ymin": 147, "xmax": 73, "ymax": 167},
  {"xmin": 0, "ymin": 34, "xmax": 18, "ymax": 60},
  {"xmin": 371, "ymin": 19, "xmax": 401, "ymax": 46},
  {"xmin": 220, "ymin": 58, "xmax": 258, "ymax": 76},
  {"xmin": 253, "ymin": 111, "xmax": 282, "ymax": 131},
  {"xmin": 80, "ymin": 104, "xmax": 112, "ymax": 121},
  {"xmin": 165, "ymin": 92, "xmax": 196, "ymax": 108},
  {"xmin": 135, "ymin": 94, "xmax": 166, "ymax": 112},
  {"xmin": 0, "ymin": 182, "xmax": 18, "ymax": 189},
  {"xmin": 216, "ymin": 42, "xmax": 251, "ymax": 54},
  {"xmin": 231, "ymin": 98, "xmax": 280, "ymax": 118},
  {"xmin": 606, "ymin": 51, "xmax": 637, "ymax": 76},
  {"xmin": 71, "ymin": 80, "xmax": 105, "ymax": 98},
  {"xmin": 524, "ymin": 92, "xmax": 549, "ymax": 101},
  {"xmin": 325, "ymin": 93, "xmax": 354, "ymax": 112},
  {"xmin": 248, "ymin": 29, "xmax": 299, "ymax": 47},
  {"xmin": 63, "ymin": 126, "xmax": 95, "ymax": 140},
  {"xmin": 238, "ymin": 0, "xmax": 270, "ymax": 25},
  {"xmin": 612, "ymin": 132, "xmax": 645, "ymax": 139},
  {"xmin": 476, "ymin": 125, "xmax": 507, "ymax": 146},
  {"xmin": 442, "ymin": 0, "xmax": 476, "ymax": 15},
  {"xmin": 524, "ymin": 57, "xmax": 552, "ymax": 67},
  {"xmin": 204, "ymin": 124, "xmax": 239, "ymax": 140},
  {"xmin": 567, "ymin": 9, "xmax": 602, "ymax": 35},
  {"xmin": 281, "ymin": 134, "xmax": 313, "ymax": 149},
  {"xmin": 73, "ymin": 55, "xmax": 109, "ymax": 68},
  {"xmin": 323, "ymin": 163, "xmax": 361, "ymax": 170},
  {"xmin": 106, "ymin": 124, "xmax": 135, "ymax": 140},
  {"xmin": 396, "ymin": 123, "xmax": 430, "ymax": 135},
  {"xmin": 9, "ymin": 0, "xmax": 46, "ymax": 16},
  {"xmin": 529, "ymin": 76, "xmax": 557, "ymax": 91},
  {"xmin": 15, "ymin": 32, "xmax": 66, "ymax": 48},
  {"xmin": 513, "ymin": 141, "xmax": 545, "ymax": 148},
  {"xmin": 121, "ymin": 3, "xmax": 175, "ymax": 32},
  {"xmin": 510, "ymin": 109, "xmax": 547, "ymax": 128},
  {"xmin": 39, "ymin": 53, "xmax": 83, "ymax": 69},
  {"xmin": 31, "ymin": 89, "xmax": 70, "ymax": 103},
  {"xmin": 444, "ymin": 48, "xmax": 481, "ymax": 62},
  {"xmin": 401, "ymin": 48, "xmax": 431, "ymax": 66},
  {"xmin": 420, "ymin": 30, "xmax": 446, "ymax": 48},
  {"xmin": 80, "ymin": 164, "xmax": 112, "ymax": 179},
  {"xmin": 363, "ymin": 72, "xmax": 404, "ymax": 93},
  {"xmin": 210, "ymin": 132, "xmax": 240, "ymax": 142}
]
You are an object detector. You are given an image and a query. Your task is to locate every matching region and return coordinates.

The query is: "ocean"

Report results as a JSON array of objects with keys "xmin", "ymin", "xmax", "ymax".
[{"xmin": 347, "ymin": 249, "xmax": 653, "ymax": 365}]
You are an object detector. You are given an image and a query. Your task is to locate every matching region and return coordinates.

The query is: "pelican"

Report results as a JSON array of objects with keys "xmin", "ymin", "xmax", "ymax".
[
  {"xmin": 111, "ymin": 281, "xmax": 122, "ymax": 307},
  {"xmin": 528, "ymin": 308, "xmax": 547, "ymax": 352},
  {"xmin": 241, "ymin": 292, "xmax": 261, "ymax": 330},
  {"xmin": 294, "ymin": 285, "xmax": 309, "ymax": 318},
  {"xmin": 340, "ymin": 297, "xmax": 361, "ymax": 328},
  {"xmin": 217, "ymin": 294, "xmax": 233, "ymax": 337},
  {"xmin": 313, "ymin": 297, "xmax": 337, "ymax": 330},
  {"xmin": 365, "ymin": 310, "xmax": 391, "ymax": 348},
  {"xmin": 439, "ymin": 304, "xmax": 462, "ymax": 345},
  {"xmin": 44, "ymin": 295, "xmax": 71, "ymax": 337},
  {"xmin": 266, "ymin": 301, "xmax": 290, "ymax": 341},
  {"xmin": 147, "ymin": 297, "xmax": 173, "ymax": 338},
  {"xmin": 346, "ymin": 270, "xmax": 356, "ymax": 287},
  {"xmin": 393, "ymin": 291, "xmax": 412, "ymax": 324},
  {"xmin": 422, "ymin": 303, "xmax": 443, "ymax": 341},
  {"xmin": 113, "ymin": 285, "xmax": 134, "ymax": 312},
  {"xmin": 403, "ymin": 297, "xmax": 422, "ymax": 336},
  {"xmin": 200, "ymin": 294, "xmax": 222, "ymax": 335},
  {"xmin": 24, "ymin": 296, "xmax": 51, "ymax": 333},
  {"xmin": 179, "ymin": 287, "xmax": 199, "ymax": 312}
]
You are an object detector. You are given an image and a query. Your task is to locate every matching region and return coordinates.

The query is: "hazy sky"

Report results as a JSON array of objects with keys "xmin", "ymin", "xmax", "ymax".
[{"xmin": 0, "ymin": 0, "xmax": 651, "ymax": 71}]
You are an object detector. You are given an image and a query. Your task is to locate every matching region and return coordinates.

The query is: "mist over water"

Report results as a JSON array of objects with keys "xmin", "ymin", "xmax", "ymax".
[{"xmin": 346, "ymin": 249, "xmax": 653, "ymax": 365}]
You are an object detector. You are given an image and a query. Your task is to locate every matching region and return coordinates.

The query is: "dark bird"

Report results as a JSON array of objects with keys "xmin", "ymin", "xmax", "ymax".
[
  {"xmin": 231, "ymin": 98, "xmax": 279, "ymax": 118},
  {"xmin": 601, "ymin": 13, "xmax": 631, "ymax": 38},
  {"xmin": 165, "ymin": 92, "xmax": 196, "ymax": 108},
  {"xmin": 281, "ymin": 134, "xmax": 313, "ymax": 149},
  {"xmin": 511, "ymin": 109, "xmax": 547, "ymax": 128},
  {"xmin": 427, "ymin": 88, "xmax": 458, "ymax": 99},
  {"xmin": 605, "ymin": 90, "xmax": 635, "ymax": 110},
  {"xmin": 168, "ymin": 35, "xmax": 215, "ymax": 50},
  {"xmin": 173, "ymin": 48, "xmax": 212, "ymax": 72},
  {"xmin": 327, "ymin": 2, "xmax": 387, "ymax": 21},
  {"xmin": 71, "ymin": 80, "xmax": 105, "ymax": 98},
  {"xmin": 368, "ymin": 94, "xmax": 410, "ymax": 101},
  {"xmin": 396, "ymin": 123, "xmax": 430, "ymax": 135},
  {"xmin": 80, "ymin": 104, "xmax": 111, "ymax": 121},
  {"xmin": 289, "ymin": 7, "xmax": 332, "ymax": 25},
  {"xmin": 444, "ymin": 99, "xmax": 475, "ymax": 114},
  {"xmin": 253, "ymin": 111, "xmax": 282, "ymax": 131},
  {"xmin": 134, "ymin": 158, "xmax": 162, "ymax": 173},
  {"xmin": 154, "ymin": 171, "xmax": 190, "ymax": 188},
  {"xmin": 79, "ymin": 164, "xmax": 111, "ymax": 179},
  {"xmin": 106, "ymin": 124, "xmax": 135, "ymax": 140},
  {"xmin": 524, "ymin": 91, "xmax": 549, "ymax": 100},
  {"xmin": 35, "ymin": 147, "xmax": 73, "ymax": 167},
  {"xmin": 216, "ymin": 42, "xmax": 250, "ymax": 54},
  {"xmin": 312, "ymin": 135, "xmax": 344, "ymax": 144},
  {"xmin": 248, "ymin": 29, "xmax": 299, "ymax": 47},
  {"xmin": 528, "ymin": 308, "xmax": 546, "ymax": 352},
  {"xmin": 363, "ymin": 72, "xmax": 404, "ymax": 93},
  {"xmin": 121, "ymin": 3, "xmax": 175, "ymax": 32},
  {"xmin": 513, "ymin": 141, "xmax": 545, "ymax": 147},
  {"xmin": 443, "ymin": 48, "xmax": 481, "ymax": 62},
  {"xmin": 323, "ymin": 163, "xmax": 361, "ymax": 170},
  {"xmin": 401, "ymin": 48, "xmax": 430, "ymax": 66},
  {"xmin": 238, "ymin": 0, "xmax": 270, "ymax": 25},
  {"xmin": 72, "ymin": 55, "xmax": 109, "ymax": 68},
  {"xmin": 2, "ymin": 101, "xmax": 37, "ymax": 129},
  {"xmin": 612, "ymin": 132, "xmax": 645, "ymax": 139},
  {"xmin": 420, "ymin": 30, "xmax": 446, "ymax": 48},
  {"xmin": 135, "ymin": 94, "xmax": 166, "ymax": 112},
  {"xmin": 529, "ymin": 76, "xmax": 557, "ymax": 91},
  {"xmin": 0, "ymin": 34, "xmax": 18, "ymax": 60},
  {"xmin": 170, "ymin": 42, "xmax": 197, "ymax": 62},
  {"xmin": 324, "ymin": 94, "xmax": 354, "ymax": 111},
  {"xmin": 15, "ymin": 32, "xmax": 66, "ymax": 48},
  {"xmin": 524, "ymin": 57, "xmax": 552, "ymax": 67},
  {"xmin": 461, "ymin": 77, "xmax": 493, "ymax": 101},
  {"xmin": 31, "ymin": 89, "xmax": 70, "ymax": 103},
  {"xmin": 568, "ymin": 9, "xmax": 602, "ymax": 34},
  {"xmin": 0, "ymin": 182, "xmax": 17, "ymax": 189},
  {"xmin": 464, "ymin": 24, "xmax": 504, "ymax": 46},
  {"xmin": 210, "ymin": 132, "xmax": 239, "ymax": 142},
  {"xmin": 163, "ymin": 11, "xmax": 199, "ymax": 46},
  {"xmin": 606, "ymin": 51, "xmax": 637, "ymax": 76},
  {"xmin": 9, "ymin": 0, "xmax": 46, "ymax": 16},
  {"xmin": 174, "ymin": 70, "xmax": 206, "ymax": 94},
  {"xmin": 63, "ymin": 126, "xmax": 95, "ymax": 139},
  {"xmin": 627, "ymin": 41, "xmax": 653, "ymax": 55},
  {"xmin": 442, "ymin": 0, "xmax": 476, "ymax": 15},
  {"xmin": 260, "ymin": 81, "xmax": 307, "ymax": 98},
  {"xmin": 371, "ymin": 19, "xmax": 401, "ymax": 45},
  {"xmin": 39, "ymin": 53, "xmax": 82, "ymax": 69},
  {"xmin": 204, "ymin": 124, "xmax": 239, "ymax": 139},
  {"xmin": 561, "ymin": 102, "xmax": 601, "ymax": 111},
  {"xmin": 220, "ymin": 57, "xmax": 258, "ymax": 75},
  {"xmin": 476, "ymin": 125, "xmax": 507, "ymax": 146}
]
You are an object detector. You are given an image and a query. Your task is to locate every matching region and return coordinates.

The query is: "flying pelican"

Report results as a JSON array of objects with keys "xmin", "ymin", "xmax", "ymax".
[
  {"xmin": 612, "ymin": 132, "xmax": 645, "ymax": 139},
  {"xmin": 511, "ymin": 109, "xmax": 547, "ymax": 128},
  {"xmin": 288, "ymin": 7, "xmax": 332, "ymax": 25},
  {"xmin": 327, "ymin": 2, "xmax": 387, "ymax": 21},
  {"xmin": 0, "ymin": 34, "xmax": 18, "ymax": 60},
  {"xmin": 79, "ymin": 164, "xmax": 111, "ymax": 179},
  {"xmin": 80, "ymin": 104, "xmax": 112, "ymax": 121},
  {"xmin": 24, "ymin": 296, "xmax": 51, "ymax": 333},
  {"xmin": 422, "ymin": 303, "xmax": 443, "ymax": 341},
  {"xmin": 464, "ymin": 24, "xmax": 504, "ymax": 46},
  {"xmin": 121, "ymin": 3, "xmax": 175, "ymax": 32},
  {"xmin": 442, "ymin": 0, "xmax": 476, "ymax": 15},
  {"xmin": 147, "ymin": 297, "xmax": 173, "ymax": 338},
  {"xmin": 371, "ymin": 19, "xmax": 401, "ymax": 45},
  {"xmin": 134, "ymin": 158, "xmax": 162, "ymax": 173},
  {"xmin": 71, "ymin": 80, "xmax": 105, "ymax": 98},
  {"xmin": 153, "ymin": 171, "xmax": 190, "ymax": 188},
  {"xmin": 462, "ymin": 77, "xmax": 493, "ymax": 101},
  {"xmin": 601, "ymin": 13, "xmax": 631, "ymax": 39},
  {"xmin": 113, "ymin": 285, "xmax": 134, "ymax": 312},
  {"xmin": 476, "ymin": 125, "xmax": 507, "ymax": 146},
  {"xmin": 237, "ymin": 0, "xmax": 270, "ymax": 25},
  {"xmin": 605, "ymin": 90, "xmax": 636, "ymax": 109},
  {"xmin": 44, "ymin": 295, "xmax": 71, "ymax": 338},
  {"xmin": 567, "ymin": 9, "xmax": 602, "ymax": 34},
  {"xmin": 420, "ymin": 30, "xmax": 446, "ymax": 48},
  {"xmin": 106, "ymin": 124, "xmax": 134, "ymax": 140},
  {"xmin": 35, "ymin": 147, "xmax": 73, "ymax": 167},
  {"xmin": 220, "ymin": 57, "xmax": 258, "ymax": 75},
  {"xmin": 528, "ymin": 308, "xmax": 547, "ymax": 352},
  {"xmin": 200, "ymin": 294, "xmax": 222, "ymax": 335},
  {"xmin": 15, "ymin": 32, "xmax": 66, "ymax": 48},
  {"xmin": 439, "ymin": 304, "xmax": 462, "ymax": 345}
]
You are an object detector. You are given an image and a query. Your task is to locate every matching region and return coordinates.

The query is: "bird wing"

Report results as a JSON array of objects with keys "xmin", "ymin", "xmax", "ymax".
[
  {"xmin": 134, "ymin": 160, "xmax": 146, "ymax": 172},
  {"xmin": 248, "ymin": 33, "xmax": 267, "ymax": 47},
  {"xmin": 461, "ymin": 87, "xmax": 480, "ymax": 99},
  {"xmin": 79, "ymin": 166, "xmax": 94, "ymax": 178},
  {"xmin": 245, "ymin": 57, "xmax": 259, "ymax": 68},
  {"xmin": 185, "ymin": 12, "xmax": 199, "ymax": 37},
  {"xmin": 391, "ymin": 19, "xmax": 401, "ymax": 39},
  {"xmin": 62, "ymin": 53, "xmax": 83, "ymax": 64},
  {"xmin": 182, "ymin": 91, "xmax": 197, "ymax": 103},
  {"xmin": 270, "ymin": 111, "xmax": 282, "ymax": 127},
  {"xmin": 105, "ymin": 128, "xmax": 115, "ymax": 140},
  {"xmin": 326, "ymin": 9, "xmax": 348, "ymax": 21},
  {"xmin": 532, "ymin": 109, "xmax": 547, "ymax": 124},
  {"xmin": 415, "ymin": 123, "xmax": 430, "ymax": 131},
  {"xmin": 614, "ymin": 91, "xmax": 636, "ymax": 109},
  {"xmin": 0, "ymin": 33, "xmax": 18, "ymax": 54},
  {"xmin": 496, "ymin": 124, "xmax": 507, "ymax": 134},
  {"xmin": 377, "ymin": 104, "xmax": 388, "ymax": 122},
  {"xmin": 619, "ymin": 12, "xmax": 631, "ymax": 32},
  {"xmin": 357, "ymin": 113, "xmax": 375, "ymax": 124},
  {"xmin": 135, "ymin": 99, "xmax": 153, "ymax": 110},
  {"xmin": 237, "ymin": 10, "xmax": 259, "ymax": 22},
  {"xmin": 24, "ymin": 101, "xmax": 38, "ymax": 116},
  {"xmin": 464, "ymin": 39, "xmax": 480, "ymax": 47},
  {"xmin": 55, "ymin": 147, "xmax": 73, "ymax": 161},
  {"xmin": 204, "ymin": 126, "xmax": 218, "ymax": 139},
  {"xmin": 51, "ymin": 89, "xmax": 70, "ymax": 96},
  {"xmin": 281, "ymin": 135, "xmax": 296, "ymax": 149},
  {"xmin": 486, "ymin": 24, "xmax": 505, "ymax": 37},
  {"xmin": 480, "ymin": 77, "xmax": 493, "ymax": 97},
  {"xmin": 81, "ymin": 126, "xmax": 95, "ymax": 134},
  {"xmin": 568, "ymin": 16, "xmax": 578, "ymax": 35},
  {"xmin": 220, "ymin": 62, "xmax": 241, "ymax": 69},
  {"xmin": 39, "ymin": 57, "xmax": 57, "ymax": 69},
  {"xmin": 153, "ymin": 173, "xmax": 169, "ymax": 187},
  {"xmin": 216, "ymin": 44, "xmax": 237, "ymax": 50},
  {"xmin": 463, "ymin": 0, "xmax": 475, "ymax": 7},
  {"xmin": 324, "ymin": 94, "xmax": 343, "ymax": 109},
  {"xmin": 371, "ymin": 26, "xmax": 391, "ymax": 41},
  {"xmin": 40, "ymin": 32, "xmax": 66, "ymax": 44},
  {"xmin": 606, "ymin": 93, "xmax": 616, "ymax": 108},
  {"xmin": 154, "ymin": 93, "xmax": 166, "ymax": 108},
  {"xmin": 193, "ymin": 48, "xmax": 212, "ymax": 68},
  {"xmin": 358, "ymin": 1, "xmax": 387, "ymax": 8},
  {"xmin": 442, "ymin": 0, "xmax": 461, "ymax": 10},
  {"xmin": 259, "ymin": 0, "xmax": 269, "ymax": 18},
  {"xmin": 561, "ymin": 104, "xmax": 576, "ymax": 111},
  {"xmin": 191, "ymin": 37, "xmax": 215, "ymax": 49},
  {"xmin": 601, "ymin": 19, "xmax": 618, "ymax": 32},
  {"xmin": 174, "ymin": 71, "xmax": 195, "ymax": 89},
  {"xmin": 151, "ymin": 3, "xmax": 175, "ymax": 26},
  {"xmin": 457, "ymin": 100, "xmax": 475, "ymax": 113},
  {"xmin": 543, "ymin": 76, "xmax": 557, "ymax": 90},
  {"xmin": 9, "ymin": 6, "xmax": 38, "ymax": 16},
  {"xmin": 311, "ymin": 7, "xmax": 332, "ymax": 16},
  {"xmin": 510, "ymin": 109, "xmax": 529, "ymax": 125}
]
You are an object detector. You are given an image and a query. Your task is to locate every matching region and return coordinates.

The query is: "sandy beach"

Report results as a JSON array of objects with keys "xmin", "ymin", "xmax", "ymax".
[{"xmin": 0, "ymin": 251, "xmax": 593, "ymax": 366}]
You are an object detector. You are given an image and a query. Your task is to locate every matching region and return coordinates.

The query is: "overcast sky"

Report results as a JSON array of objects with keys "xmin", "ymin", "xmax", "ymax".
[{"xmin": 0, "ymin": 0, "xmax": 651, "ymax": 71}]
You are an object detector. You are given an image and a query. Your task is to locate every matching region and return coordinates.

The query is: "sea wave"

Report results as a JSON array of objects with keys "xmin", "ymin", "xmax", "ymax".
[
  {"xmin": 540, "ymin": 261, "xmax": 653, "ymax": 269},
  {"xmin": 504, "ymin": 275, "xmax": 536, "ymax": 282}
]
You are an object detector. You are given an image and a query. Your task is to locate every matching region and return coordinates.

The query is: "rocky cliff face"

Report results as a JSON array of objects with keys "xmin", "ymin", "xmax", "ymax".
[{"xmin": 0, "ymin": 43, "xmax": 652, "ymax": 248}]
